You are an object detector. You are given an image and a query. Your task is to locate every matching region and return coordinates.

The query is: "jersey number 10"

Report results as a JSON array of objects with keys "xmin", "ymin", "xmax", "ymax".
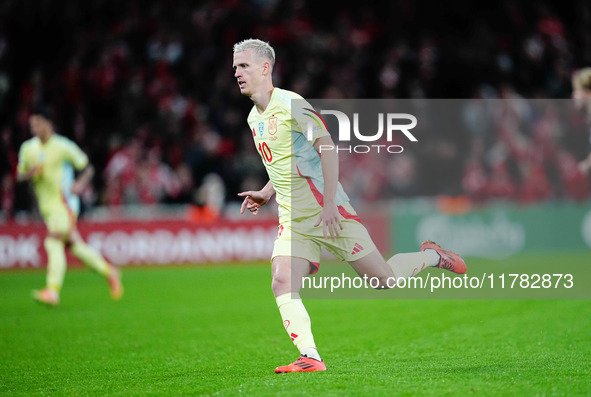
[{"xmin": 258, "ymin": 142, "xmax": 273, "ymax": 163}]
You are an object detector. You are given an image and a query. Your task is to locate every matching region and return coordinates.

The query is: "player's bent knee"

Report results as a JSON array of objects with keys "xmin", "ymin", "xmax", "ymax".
[
  {"xmin": 68, "ymin": 229, "xmax": 83, "ymax": 244},
  {"xmin": 271, "ymin": 272, "xmax": 291, "ymax": 296},
  {"xmin": 48, "ymin": 231, "xmax": 69, "ymax": 243},
  {"xmin": 373, "ymin": 276, "xmax": 394, "ymax": 290},
  {"xmin": 271, "ymin": 256, "xmax": 311, "ymax": 296}
]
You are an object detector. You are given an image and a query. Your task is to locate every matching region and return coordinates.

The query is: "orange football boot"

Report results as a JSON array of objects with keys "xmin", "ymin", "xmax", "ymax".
[
  {"xmin": 107, "ymin": 265, "xmax": 124, "ymax": 300},
  {"xmin": 32, "ymin": 288, "xmax": 60, "ymax": 306},
  {"xmin": 275, "ymin": 355, "xmax": 327, "ymax": 373},
  {"xmin": 420, "ymin": 240, "xmax": 467, "ymax": 274}
]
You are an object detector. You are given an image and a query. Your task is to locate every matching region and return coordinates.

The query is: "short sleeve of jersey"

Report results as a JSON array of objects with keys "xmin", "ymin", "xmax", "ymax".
[
  {"xmin": 290, "ymin": 97, "xmax": 330, "ymax": 143},
  {"xmin": 17, "ymin": 142, "xmax": 30, "ymax": 175},
  {"xmin": 61, "ymin": 138, "xmax": 89, "ymax": 171}
]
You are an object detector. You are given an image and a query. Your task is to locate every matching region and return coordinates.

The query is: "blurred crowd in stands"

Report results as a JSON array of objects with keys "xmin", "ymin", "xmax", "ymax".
[{"xmin": 1, "ymin": 0, "xmax": 591, "ymax": 221}]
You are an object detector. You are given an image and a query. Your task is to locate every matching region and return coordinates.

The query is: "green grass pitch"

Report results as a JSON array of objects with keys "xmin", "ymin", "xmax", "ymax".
[{"xmin": 1, "ymin": 253, "xmax": 590, "ymax": 396}]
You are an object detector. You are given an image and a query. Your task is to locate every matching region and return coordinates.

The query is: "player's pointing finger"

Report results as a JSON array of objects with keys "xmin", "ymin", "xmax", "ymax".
[{"xmin": 240, "ymin": 196, "xmax": 250, "ymax": 214}]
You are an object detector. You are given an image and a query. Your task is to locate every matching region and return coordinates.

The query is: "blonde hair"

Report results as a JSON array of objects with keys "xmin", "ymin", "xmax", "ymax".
[
  {"xmin": 233, "ymin": 39, "xmax": 275, "ymax": 68},
  {"xmin": 572, "ymin": 67, "xmax": 591, "ymax": 91}
]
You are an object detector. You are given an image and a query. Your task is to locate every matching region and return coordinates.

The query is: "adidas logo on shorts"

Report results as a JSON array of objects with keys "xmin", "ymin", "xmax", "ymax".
[{"xmin": 351, "ymin": 243, "xmax": 364, "ymax": 255}]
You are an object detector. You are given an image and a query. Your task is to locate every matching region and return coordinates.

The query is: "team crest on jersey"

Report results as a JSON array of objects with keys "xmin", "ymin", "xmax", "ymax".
[
  {"xmin": 269, "ymin": 116, "xmax": 277, "ymax": 135},
  {"xmin": 258, "ymin": 122, "xmax": 264, "ymax": 137}
]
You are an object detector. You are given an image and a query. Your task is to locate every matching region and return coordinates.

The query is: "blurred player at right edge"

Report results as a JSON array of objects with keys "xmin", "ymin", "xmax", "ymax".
[
  {"xmin": 17, "ymin": 105, "xmax": 123, "ymax": 306},
  {"xmin": 233, "ymin": 39, "xmax": 467, "ymax": 373},
  {"xmin": 572, "ymin": 67, "xmax": 591, "ymax": 175}
]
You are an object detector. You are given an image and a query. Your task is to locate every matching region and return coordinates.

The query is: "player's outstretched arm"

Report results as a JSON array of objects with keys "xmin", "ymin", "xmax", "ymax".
[
  {"xmin": 313, "ymin": 136, "xmax": 343, "ymax": 240},
  {"xmin": 71, "ymin": 164, "xmax": 95, "ymax": 195},
  {"xmin": 238, "ymin": 180, "xmax": 275, "ymax": 216}
]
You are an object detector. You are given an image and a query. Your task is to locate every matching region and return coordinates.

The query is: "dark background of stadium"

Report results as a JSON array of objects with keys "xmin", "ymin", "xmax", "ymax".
[{"xmin": 0, "ymin": 0, "xmax": 590, "ymax": 219}]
